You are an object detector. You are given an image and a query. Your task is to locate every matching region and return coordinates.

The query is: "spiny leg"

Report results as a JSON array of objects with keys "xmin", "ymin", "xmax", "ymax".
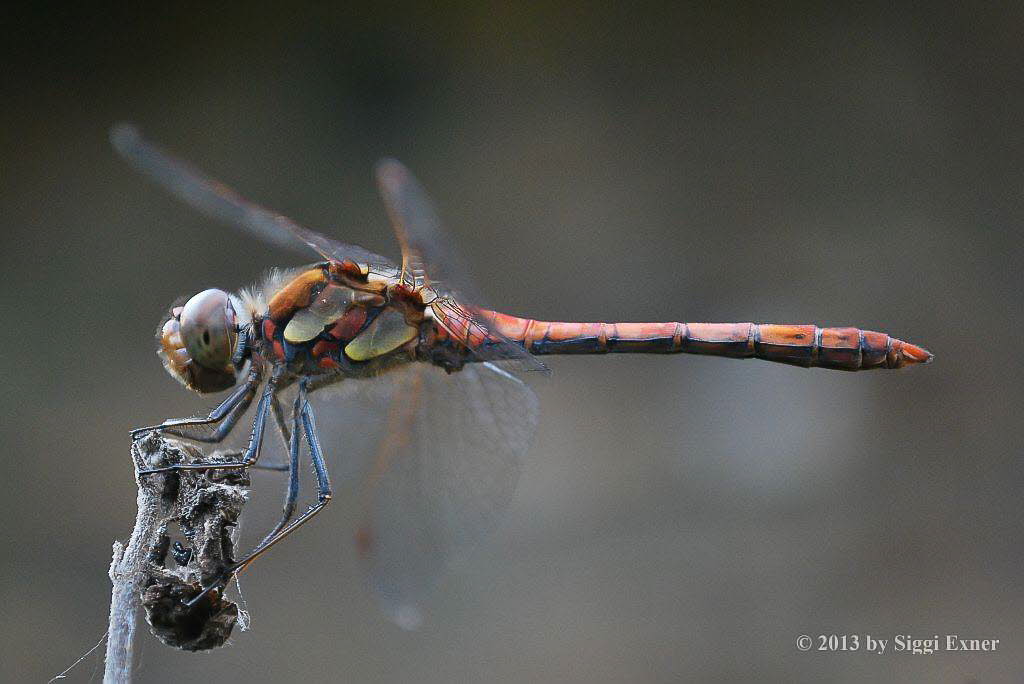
[
  {"xmin": 138, "ymin": 365, "xmax": 283, "ymax": 475},
  {"xmin": 130, "ymin": 365, "xmax": 262, "ymax": 441},
  {"xmin": 187, "ymin": 378, "xmax": 333, "ymax": 605},
  {"xmin": 181, "ymin": 388, "xmax": 293, "ymax": 472},
  {"xmin": 251, "ymin": 371, "xmax": 342, "ymax": 472},
  {"xmin": 161, "ymin": 389, "xmax": 252, "ymax": 444},
  {"xmin": 239, "ymin": 378, "xmax": 332, "ymax": 565},
  {"xmin": 256, "ymin": 385, "xmax": 305, "ymax": 546},
  {"xmin": 250, "ymin": 392, "xmax": 293, "ymax": 472},
  {"xmin": 270, "ymin": 390, "xmax": 292, "ymax": 446}
]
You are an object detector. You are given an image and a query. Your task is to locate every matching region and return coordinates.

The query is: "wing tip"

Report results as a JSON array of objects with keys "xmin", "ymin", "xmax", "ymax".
[
  {"xmin": 386, "ymin": 603, "xmax": 424, "ymax": 631},
  {"xmin": 109, "ymin": 122, "xmax": 142, "ymax": 154},
  {"xmin": 374, "ymin": 157, "xmax": 408, "ymax": 185}
]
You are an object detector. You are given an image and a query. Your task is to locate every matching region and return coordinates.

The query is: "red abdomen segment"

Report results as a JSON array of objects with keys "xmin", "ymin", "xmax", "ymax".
[{"xmin": 480, "ymin": 313, "xmax": 932, "ymax": 370}]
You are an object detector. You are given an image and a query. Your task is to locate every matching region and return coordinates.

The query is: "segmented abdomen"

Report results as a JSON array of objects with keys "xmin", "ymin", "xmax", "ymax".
[{"xmin": 479, "ymin": 313, "xmax": 931, "ymax": 370}]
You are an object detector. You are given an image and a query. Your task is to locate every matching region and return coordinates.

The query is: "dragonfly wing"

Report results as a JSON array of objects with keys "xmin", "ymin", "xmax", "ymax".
[
  {"xmin": 357, "ymin": 361, "xmax": 539, "ymax": 629},
  {"xmin": 374, "ymin": 158, "xmax": 477, "ymax": 296},
  {"xmin": 111, "ymin": 124, "xmax": 397, "ymax": 268},
  {"xmin": 431, "ymin": 296, "xmax": 551, "ymax": 375},
  {"xmin": 375, "ymin": 159, "xmax": 549, "ymax": 374}
]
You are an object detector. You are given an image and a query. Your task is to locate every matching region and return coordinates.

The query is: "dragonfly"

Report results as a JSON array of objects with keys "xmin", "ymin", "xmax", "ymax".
[{"xmin": 113, "ymin": 125, "xmax": 932, "ymax": 628}]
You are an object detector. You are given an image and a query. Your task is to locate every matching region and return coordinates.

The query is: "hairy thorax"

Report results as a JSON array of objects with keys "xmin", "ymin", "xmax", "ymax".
[{"xmin": 253, "ymin": 262, "xmax": 443, "ymax": 380}]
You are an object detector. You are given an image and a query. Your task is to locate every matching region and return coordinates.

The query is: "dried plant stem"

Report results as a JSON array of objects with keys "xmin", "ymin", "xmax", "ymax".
[
  {"xmin": 104, "ymin": 434, "xmax": 249, "ymax": 683},
  {"xmin": 105, "ymin": 490, "xmax": 160, "ymax": 680}
]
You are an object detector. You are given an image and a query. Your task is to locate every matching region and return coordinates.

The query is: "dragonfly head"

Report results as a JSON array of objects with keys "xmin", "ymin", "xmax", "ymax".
[{"xmin": 157, "ymin": 288, "xmax": 243, "ymax": 393}]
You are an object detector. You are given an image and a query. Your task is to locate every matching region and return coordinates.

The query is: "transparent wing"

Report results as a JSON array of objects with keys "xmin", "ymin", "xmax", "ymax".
[
  {"xmin": 375, "ymin": 159, "xmax": 549, "ymax": 374},
  {"xmin": 356, "ymin": 361, "xmax": 539, "ymax": 628},
  {"xmin": 111, "ymin": 124, "xmax": 397, "ymax": 269},
  {"xmin": 374, "ymin": 158, "xmax": 477, "ymax": 296},
  {"xmin": 428, "ymin": 297, "xmax": 549, "ymax": 374}
]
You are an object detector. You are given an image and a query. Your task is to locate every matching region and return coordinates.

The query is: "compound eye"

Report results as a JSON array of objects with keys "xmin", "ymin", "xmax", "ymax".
[{"xmin": 179, "ymin": 289, "xmax": 237, "ymax": 370}]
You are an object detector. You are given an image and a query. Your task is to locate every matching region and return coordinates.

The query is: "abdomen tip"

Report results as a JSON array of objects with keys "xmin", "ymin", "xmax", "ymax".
[{"xmin": 900, "ymin": 341, "xmax": 933, "ymax": 366}]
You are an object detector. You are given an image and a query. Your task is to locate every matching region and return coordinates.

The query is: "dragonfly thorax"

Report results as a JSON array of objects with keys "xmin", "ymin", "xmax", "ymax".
[{"xmin": 256, "ymin": 266, "xmax": 426, "ymax": 378}]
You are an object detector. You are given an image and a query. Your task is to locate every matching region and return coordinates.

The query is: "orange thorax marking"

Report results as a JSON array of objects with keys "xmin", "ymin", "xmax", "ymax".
[{"xmin": 267, "ymin": 268, "xmax": 327, "ymax": 323}]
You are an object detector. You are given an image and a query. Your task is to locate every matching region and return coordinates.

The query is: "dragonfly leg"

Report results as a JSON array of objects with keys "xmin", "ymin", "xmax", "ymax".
[
  {"xmin": 250, "ymin": 392, "xmax": 293, "ymax": 472},
  {"xmin": 137, "ymin": 366, "xmax": 283, "ymax": 476},
  {"xmin": 240, "ymin": 378, "xmax": 332, "ymax": 563},
  {"xmin": 130, "ymin": 365, "xmax": 262, "ymax": 441},
  {"xmin": 270, "ymin": 390, "xmax": 292, "ymax": 446},
  {"xmin": 185, "ymin": 378, "xmax": 332, "ymax": 606},
  {"xmin": 174, "ymin": 412, "xmax": 292, "ymax": 473},
  {"xmin": 255, "ymin": 386, "xmax": 304, "ymax": 545},
  {"xmin": 250, "ymin": 370, "xmax": 342, "ymax": 471}
]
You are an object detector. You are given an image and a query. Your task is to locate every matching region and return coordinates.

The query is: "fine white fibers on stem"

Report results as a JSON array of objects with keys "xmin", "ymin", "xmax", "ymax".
[
  {"xmin": 102, "ymin": 433, "xmax": 249, "ymax": 683},
  {"xmin": 104, "ymin": 438, "xmax": 172, "ymax": 684}
]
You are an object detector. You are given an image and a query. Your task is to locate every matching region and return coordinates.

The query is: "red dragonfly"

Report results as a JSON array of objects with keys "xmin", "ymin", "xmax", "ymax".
[{"xmin": 113, "ymin": 125, "xmax": 931, "ymax": 628}]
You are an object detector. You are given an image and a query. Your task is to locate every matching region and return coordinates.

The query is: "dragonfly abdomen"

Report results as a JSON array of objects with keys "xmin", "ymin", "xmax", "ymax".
[{"xmin": 482, "ymin": 313, "xmax": 931, "ymax": 370}]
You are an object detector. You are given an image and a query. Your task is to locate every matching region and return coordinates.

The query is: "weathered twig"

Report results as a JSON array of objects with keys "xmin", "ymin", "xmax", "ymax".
[{"xmin": 104, "ymin": 433, "xmax": 250, "ymax": 683}]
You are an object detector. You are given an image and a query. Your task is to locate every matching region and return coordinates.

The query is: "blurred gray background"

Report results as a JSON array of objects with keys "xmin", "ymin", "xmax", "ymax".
[{"xmin": 3, "ymin": 3, "xmax": 1021, "ymax": 682}]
